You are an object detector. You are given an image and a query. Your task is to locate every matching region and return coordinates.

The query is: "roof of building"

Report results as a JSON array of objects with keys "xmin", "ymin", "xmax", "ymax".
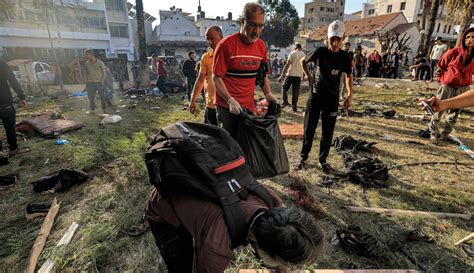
[
  {"xmin": 309, "ymin": 12, "xmax": 403, "ymax": 41},
  {"xmin": 390, "ymin": 22, "xmax": 419, "ymax": 34}
]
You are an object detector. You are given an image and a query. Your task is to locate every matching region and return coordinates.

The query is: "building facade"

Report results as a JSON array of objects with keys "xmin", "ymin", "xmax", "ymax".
[
  {"xmin": 303, "ymin": 0, "xmax": 345, "ymax": 32},
  {"xmin": 0, "ymin": 0, "xmax": 135, "ymax": 62},
  {"xmin": 360, "ymin": 0, "xmax": 456, "ymax": 41},
  {"xmin": 195, "ymin": 15, "xmax": 239, "ymax": 37}
]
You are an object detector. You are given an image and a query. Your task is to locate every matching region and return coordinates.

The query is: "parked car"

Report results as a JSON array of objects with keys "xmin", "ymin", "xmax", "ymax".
[{"xmin": 7, "ymin": 59, "xmax": 56, "ymax": 95}]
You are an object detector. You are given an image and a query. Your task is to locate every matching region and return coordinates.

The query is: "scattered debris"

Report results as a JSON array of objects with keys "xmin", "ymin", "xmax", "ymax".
[
  {"xmin": 344, "ymin": 206, "xmax": 472, "ymax": 220},
  {"xmin": 26, "ymin": 203, "xmax": 51, "ymax": 220},
  {"xmin": 55, "ymin": 139, "xmax": 70, "ymax": 145},
  {"xmin": 150, "ymin": 106, "xmax": 160, "ymax": 110},
  {"xmin": 450, "ymin": 135, "xmax": 474, "ymax": 159},
  {"xmin": 389, "ymin": 161, "xmax": 473, "ymax": 170},
  {"xmin": 417, "ymin": 129, "xmax": 430, "ymax": 139},
  {"xmin": 335, "ymin": 225, "xmax": 390, "ymax": 259},
  {"xmin": 0, "ymin": 151, "xmax": 9, "ymax": 166},
  {"xmin": 100, "ymin": 115, "xmax": 122, "ymax": 125},
  {"xmin": 25, "ymin": 198, "xmax": 60, "ymax": 273},
  {"xmin": 31, "ymin": 169, "xmax": 89, "ymax": 193},
  {"xmin": 375, "ymin": 83, "xmax": 389, "ymax": 89},
  {"xmin": 127, "ymin": 215, "xmax": 150, "ymax": 237},
  {"xmin": 455, "ymin": 233, "xmax": 474, "ymax": 246},
  {"xmin": 16, "ymin": 112, "xmax": 84, "ymax": 138},
  {"xmin": 38, "ymin": 222, "xmax": 79, "ymax": 273}
]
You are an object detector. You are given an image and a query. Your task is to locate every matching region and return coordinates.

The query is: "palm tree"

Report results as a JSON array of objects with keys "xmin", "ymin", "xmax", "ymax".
[
  {"xmin": 422, "ymin": 0, "xmax": 440, "ymax": 55},
  {"xmin": 447, "ymin": 0, "xmax": 473, "ymax": 46},
  {"xmin": 135, "ymin": 0, "xmax": 149, "ymax": 88}
]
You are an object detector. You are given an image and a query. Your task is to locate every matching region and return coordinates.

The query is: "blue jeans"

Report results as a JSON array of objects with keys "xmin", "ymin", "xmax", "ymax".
[{"xmin": 86, "ymin": 82, "xmax": 107, "ymax": 111}]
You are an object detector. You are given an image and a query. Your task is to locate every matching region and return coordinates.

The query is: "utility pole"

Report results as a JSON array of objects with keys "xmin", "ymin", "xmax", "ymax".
[{"xmin": 44, "ymin": 0, "xmax": 65, "ymax": 93}]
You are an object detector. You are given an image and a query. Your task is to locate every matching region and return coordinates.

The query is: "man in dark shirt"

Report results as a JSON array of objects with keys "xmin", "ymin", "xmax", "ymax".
[
  {"xmin": 182, "ymin": 51, "xmax": 198, "ymax": 102},
  {"xmin": 0, "ymin": 60, "xmax": 27, "ymax": 156},
  {"xmin": 296, "ymin": 20, "xmax": 353, "ymax": 173}
]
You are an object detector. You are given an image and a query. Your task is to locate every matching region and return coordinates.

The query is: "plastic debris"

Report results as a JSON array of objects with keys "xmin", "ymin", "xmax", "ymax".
[
  {"xmin": 100, "ymin": 115, "xmax": 122, "ymax": 125},
  {"xmin": 55, "ymin": 139, "xmax": 70, "ymax": 145}
]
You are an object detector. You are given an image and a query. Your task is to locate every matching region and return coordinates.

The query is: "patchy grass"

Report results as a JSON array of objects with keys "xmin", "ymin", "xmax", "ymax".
[{"xmin": 1, "ymin": 78, "xmax": 473, "ymax": 271}]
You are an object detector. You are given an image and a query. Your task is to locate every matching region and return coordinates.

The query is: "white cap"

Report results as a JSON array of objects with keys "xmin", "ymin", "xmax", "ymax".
[{"xmin": 327, "ymin": 20, "xmax": 345, "ymax": 39}]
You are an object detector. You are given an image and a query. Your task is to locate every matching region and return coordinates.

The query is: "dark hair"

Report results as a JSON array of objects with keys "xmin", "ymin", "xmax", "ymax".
[
  {"xmin": 188, "ymin": 51, "xmax": 195, "ymax": 57},
  {"xmin": 151, "ymin": 53, "xmax": 158, "ymax": 58},
  {"xmin": 295, "ymin": 44, "xmax": 302, "ymax": 49},
  {"xmin": 207, "ymin": 25, "xmax": 223, "ymax": 37},
  {"xmin": 252, "ymin": 207, "xmax": 324, "ymax": 266},
  {"xmin": 344, "ymin": 42, "xmax": 351, "ymax": 46},
  {"xmin": 242, "ymin": 2, "xmax": 265, "ymax": 20}
]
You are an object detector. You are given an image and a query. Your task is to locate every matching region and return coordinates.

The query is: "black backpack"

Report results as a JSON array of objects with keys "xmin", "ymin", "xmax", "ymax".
[{"xmin": 145, "ymin": 122, "xmax": 277, "ymax": 247}]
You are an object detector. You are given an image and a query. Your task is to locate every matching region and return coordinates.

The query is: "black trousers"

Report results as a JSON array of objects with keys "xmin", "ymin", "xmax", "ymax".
[
  {"xmin": 217, "ymin": 106, "xmax": 240, "ymax": 140},
  {"xmin": 186, "ymin": 77, "xmax": 196, "ymax": 101},
  {"xmin": 281, "ymin": 76, "xmax": 301, "ymax": 110},
  {"xmin": 301, "ymin": 93, "xmax": 339, "ymax": 163},
  {"xmin": 85, "ymin": 82, "xmax": 107, "ymax": 111},
  {"xmin": 149, "ymin": 219, "xmax": 194, "ymax": 273},
  {"xmin": 0, "ymin": 104, "xmax": 17, "ymax": 151},
  {"xmin": 430, "ymin": 59, "xmax": 438, "ymax": 80},
  {"xmin": 205, "ymin": 107, "xmax": 218, "ymax": 126},
  {"xmin": 387, "ymin": 66, "xmax": 398, "ymax": 79},
  {"xmin": 156, "ymin": 77, "xmax": 168, "ymax": 94},
  {"xmin": 416, "ymin": 66, "xmax": 431, "ymax": 80}
]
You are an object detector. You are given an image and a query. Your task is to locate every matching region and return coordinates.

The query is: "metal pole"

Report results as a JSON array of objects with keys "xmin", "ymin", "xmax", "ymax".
[{"xmin": 44, "ymin": 0, "xmax": 65, "ymax": 93}]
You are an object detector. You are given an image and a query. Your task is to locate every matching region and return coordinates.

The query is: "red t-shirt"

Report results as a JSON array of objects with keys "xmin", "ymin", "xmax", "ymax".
[
  {"xmin": 155, "ymin": 59, "xmax": 167, "ymax": 77},
  {"xmin": 213, "ymin": 33, "xmax": 268, "ymax": 111}
]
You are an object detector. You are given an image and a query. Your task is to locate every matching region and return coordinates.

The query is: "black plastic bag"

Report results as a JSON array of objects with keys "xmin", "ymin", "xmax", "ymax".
[{"xmin": 236, "ymin": 102, "xmax": 289, "ymax": 178}]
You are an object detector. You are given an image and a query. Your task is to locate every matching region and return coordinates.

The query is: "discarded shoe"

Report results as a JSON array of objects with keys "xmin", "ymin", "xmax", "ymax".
[
  {"xmin": 32, "ymin": 169, "xmax": 88, "ymax": 193},
  {"xmin": 336, "ymin": 225, "xmax": 389, "ymax": 259},
  {"xmin": 294, "ymin": 159, "xmax": 306, "ymax": 171},
  {"xmin": 0, "ymin": 174, "xmax": 17, "ymax": 190},
  {"xmin": 26, "ymin": 203, "xmax": 50, "ymax": 220},
  {"xmin": 0, "ymin": 152, "xmax": 9, "ymax": 166},
  {"xmin": 128, "ymin": 215, "xmax": 150, "ymax": 237}
]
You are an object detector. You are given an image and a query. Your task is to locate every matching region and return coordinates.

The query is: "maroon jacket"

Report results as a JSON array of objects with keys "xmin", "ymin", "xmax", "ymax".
[{"xmin": 437, "ymin": 27, "xmax": 474, "ymax": 87}]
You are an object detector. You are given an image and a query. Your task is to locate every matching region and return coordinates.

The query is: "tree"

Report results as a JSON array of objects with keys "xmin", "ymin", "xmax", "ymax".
[
  {"xmin": 422, "ymin": 0, "xmax": 440, "ymax": 55},
  {"xmin": 260, "ymin": 0, "xmax": 299, "ymax": 48},
  {"xmin": 135, "ymin": 0, "xmax": 150, "ymax": 88},
  {"xmin": 418, "ymin": 0, "xmax": 430, "ymax": 53},
  {"xmin": 447, "ymin": 0, "xmax": 473, "ymax": 46},
  {"xmin": 377, "ymin": 30, "xmax": 413, "ymax": 52}
]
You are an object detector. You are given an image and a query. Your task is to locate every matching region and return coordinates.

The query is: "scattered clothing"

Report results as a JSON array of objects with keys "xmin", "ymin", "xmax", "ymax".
[
  {"xmin": 26, "ymin": 203, "xmax": 50, "ymax": 220},
  {"xmin": 0, "ymin": 174, "xmax": 17, "ymax": 190},
  {"xmin": 31, "ymin": 169, "xmax": 88, "ymax": 193},
  {"xmin": 336, "ymin": 225, "xmax": 389, "ymax": 259},
  {"xmin": 16, "ymin": 112, "xmax": 84, "ymax": 138}
]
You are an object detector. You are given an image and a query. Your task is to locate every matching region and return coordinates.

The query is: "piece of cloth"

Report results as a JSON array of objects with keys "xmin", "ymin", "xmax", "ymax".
[
  {"xmin": 431, "ymin": 43, "xmax": 448, "ymax": 60},
  {"xmin": 217, "ymin": 105, "xmax": 240, "ymax": 139},
  {"xmin": 17, "ymin": 112, "xmax": 83, "ymax": 138},
  {"xmin": 200, "ymin": 49, "xmax": 216, "ymax": 108},
  {"xmin": 286, "ymin": 50, "xmax": 306, "ymax": 77},
  {"xmin": 0, "ymin": 60, "xmax": 26, "ymax": 105},
  {"xmin": 31, "ymin": 169, "xmax": 88, "ymax": 193},
  {"xmin": 186, "ymin": 77, "xmax": 196, "ymax": 102},
  {"xmin": 333, "ymin": 135, "xmax": 376, "ymax": 154},
  {"xmin": 281, "ymin": 76, "xmax": 301, "ymax": 109},
  {"xmin": 429, "ymin": 85, "xmax": 469, "ymax": 136},
  {"xmin": 86, "ymin": 82, "xmax": 107, "ymax": 111},
  {"xmin": 155, "ymin": 59, "xmax": 168, "ymax": 77},
  {"xmin": 306, "ymin": 47, "xmax": 352, "ymax": 99},
  {"xmin": 84, "ymin": 59, "xmax": 105, "ymax": 83},
  {"xmin": 213, "ymin": 33, "xmax": 268, "ymax": 112},
  {"xmin": 0, "ymin": 104, "xmax": 17, "ymax": 151},
  {"xmin": 144, "ymin": 187, "xmax": 282, "ymax": 273},
  {"xmin": 437, "ymin": 27, "xmax": 474, "ymax": 87},
  {"xmin": 182, "ymin": 59, "xmax": 197, "ymax": 78},
  {"xmin": 204, "ymin": 107, "xmax": 218, "ymax": 126},
  {"xmin": 301, "ymin": 92, "xmax": 339, "ymax": 163}
]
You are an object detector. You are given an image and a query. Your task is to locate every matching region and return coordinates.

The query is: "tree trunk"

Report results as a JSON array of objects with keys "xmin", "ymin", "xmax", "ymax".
[
  {"xmin": 456, "ymin": 5, "xmax": 472, "ymax": 46},
  {"xmin": 423, "ymin": 0, "xmax": 440, "ymax": 55},
  {"xmin": 135, "ymin": 0, "xmax": 149, "ymax": 88},
  {"xmin": 418, "ymin": 0, "xmax": 429, "ymax": 54}
]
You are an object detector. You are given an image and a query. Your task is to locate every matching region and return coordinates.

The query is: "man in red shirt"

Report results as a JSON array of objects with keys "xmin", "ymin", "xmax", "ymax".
[
  {"xmin": 429, "ymin": 27, "xmax": 474, "ymax": 144},
  {"xmin": 152, "ymin": 54, "xmax": 168, "ymax": 97},
  {"xmin": 213, "ymin": 2, "xmax": 276, "ymax": 138}
]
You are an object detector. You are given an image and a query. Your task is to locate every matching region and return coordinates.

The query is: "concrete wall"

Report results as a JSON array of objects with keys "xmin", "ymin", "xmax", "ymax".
[
  {"xmin": 303, "ymin": 0, "xmax": 345, "ymax": 31},
  {"xmin": 195, "ymin": 19, "xmax": 240, "ymax": 37}
]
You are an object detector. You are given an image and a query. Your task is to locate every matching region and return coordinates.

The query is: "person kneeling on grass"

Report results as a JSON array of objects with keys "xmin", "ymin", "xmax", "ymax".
[{"xmin": 144, "ymin": 187, "xmax": 324, "ymax": 273}]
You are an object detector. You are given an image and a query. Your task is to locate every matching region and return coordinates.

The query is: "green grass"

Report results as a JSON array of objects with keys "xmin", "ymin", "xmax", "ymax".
[{"xmin": 1, "ymin": 78, "xmax": 473, "ymax": 271}]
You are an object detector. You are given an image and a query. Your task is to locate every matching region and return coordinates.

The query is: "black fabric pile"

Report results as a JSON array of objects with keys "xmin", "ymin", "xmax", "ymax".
[
  {"xmin": 417, "ymin": 128, "xmax": 430, "ymax": 139},
  {"xmin": 336, "ymin": 225, "xmax": 389, "ymax": 259},
  {"xmin": 31, "ymin": 169, "xmax": 88, "ymax": 193},
  {"xmin": 342, "ymin": 109, "xmax": 397, "ymax": 119},
  {"xmin": 330, "ymin": 135, "xmax": 389, "ymax": 188}
]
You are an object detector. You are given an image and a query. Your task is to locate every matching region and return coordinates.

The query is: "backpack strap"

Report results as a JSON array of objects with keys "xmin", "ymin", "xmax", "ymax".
[
  {"xmin": 221, "ymin": 193, "xmax": 249, "ymax": 247},
  {"xmin": 246, "ymin": 182, "xmax": 278, "ymax": 208}
]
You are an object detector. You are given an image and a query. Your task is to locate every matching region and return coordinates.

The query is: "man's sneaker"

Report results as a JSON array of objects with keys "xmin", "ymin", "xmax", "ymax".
[
  {"xmin": 319, "ymin": 162, "xmax": 336, "ymax": 174},
  {"xmin": 0, "ymin": 174, "xmax": 17, "ymax": 190},
  {"xmin": 26, "ymin": 203, "xmax": 50, "ymax": 220},
  {"xmin": 0, "ymin": 152, "xmax": 9, "ymax": 165},
  {"xmin": 281, "ymin": 101, "xmax": 290, "ymax": 108},
  {"xmin": 294, "ymin": 159, "xmax": 306, "ymax": 171},
  {"xmin": 292, "ymin": 107, "xmax": 298, "ymax": 112}
]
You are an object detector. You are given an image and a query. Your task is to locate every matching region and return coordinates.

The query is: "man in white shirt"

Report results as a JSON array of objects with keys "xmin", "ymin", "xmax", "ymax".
[
  {"xmin": 278, "ymin": 44, "xmax": 306, "ymax": 112},
  {"xmin": 429, "ymin": 37, "xmax": 448, "ymax": 80}
]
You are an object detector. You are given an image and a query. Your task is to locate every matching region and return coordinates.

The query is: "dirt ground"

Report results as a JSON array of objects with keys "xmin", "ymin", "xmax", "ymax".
[{"xmin": 0, "ymin": 78, "xmax": 473, "ymax": 272}]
